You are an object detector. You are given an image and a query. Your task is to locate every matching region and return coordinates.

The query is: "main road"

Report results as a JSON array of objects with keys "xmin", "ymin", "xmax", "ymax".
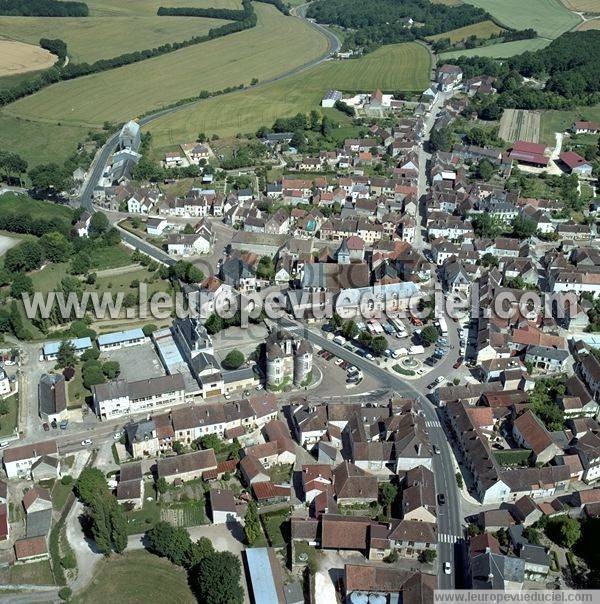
[
  {"xmin": 77, "ymin": 3, "xmax": 341, "ymax": 212},
  {"xmin": 278, "ymin": 316, "xmax": 464, "ymax": 589}
]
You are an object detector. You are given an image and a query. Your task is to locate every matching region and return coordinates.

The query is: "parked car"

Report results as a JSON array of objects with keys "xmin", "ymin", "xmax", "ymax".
[
  {"xmin": 59, "ymin": 420, "xmax": 69, "ymax": 430},
  {"xmin": 433, "ymin": 445, "xmax": 440, "ymax": 455},
  {"xmin": 444, "ymin": 562, "xmax": 452, "ymax": 575},
  {"xmin": 42, "ymin": 422, "xmax": 50, "ymax": 432},
  {"xmin": 366, "ymin": 353, "xmax": 374, "ymax": 361},
  {"xmin": 453, "ymin": 357, "xmax": 463, "ymax": 369},
  {"xmin": 334, "ymin": 358, "xmax": 344, "ymax": 366},
  {"xmin": 437, "ymin": 493, "xmax": 446, "ymax": 505},
  {"xmin": 113, "ymin": 431, "xmax": 122, "ymax": 440},
  {"xmin": 81, "ymin": 439, "xmax": 92, "ymax": 447}
]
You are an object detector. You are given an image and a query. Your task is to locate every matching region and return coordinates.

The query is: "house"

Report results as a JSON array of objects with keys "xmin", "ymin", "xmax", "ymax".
[
  {"xmin": 147, "ymin": 217, "xmax": 168, "ymax": 236},
  {"xmin": 511, "ymin": 496, "xmax": 542, "ymax": 526},
  {"xmin": 471, "ymin": 550, "xmax": 524, "ymax": 589},
  {"xmin": 524, "ymin": 345, "xmax": 570, "ymax": 373},
  {"xmin": 437, "ymin": 64, "xmax": 463, "ymax": 92},
  {"xmin": 157, "ymin": 449, "xmax": 217, "ymax": 483},
  {"xmin": 302, "ymin": 464, "xmax": 333, "ymax": 504},
  {"xmin": 572, "ymin": 121, "xmax": 600, "ymax": 135},
  {"xmin": 387, "ymin": 519, "xmax": 438, "ymax": 558},
  {"xmin": 22, "ymin": 486, "xmax": 52, "ymax": 514},
  {"xmin": 38, "ymin": 374, "xmax": 68, "ymax": 424},
  {"xmin": 332, "ymin": 461, "xmax": 378, "ymax": 505},
  {"xmin": 92, "ymin": 374, "xmax": 186, "ymax": 420},
  {"xmin": 167, "ymin": 229, "xmax": 212, "ymax": 256},
  {"xmin": 580, "ymin": 354, "xmax": 600, "ymax": 401},
  {"xmin": 401, "ymin": 465, "xmax": 436, "ymax": 523},
  {"xmin": 512, "ymin": 411, "xmax": 562, "ymax": 464},
  {"xmin": 344, "ymin": 566, "xmax": 435, "ymax": 602},
  {"xmin": 559, "ymin": 151, "xmax": 593, "ymax": 176},
  {"xmin": 74, "ymin": 212, "xmax": 91, "ymax": 237},
  {"xmin": 116, "ymin": 462, "xmax": 144, "ymax": 510},
  {"xmin": 125, "ymin": 419, "xmax": 158, "ymax": 458},
  {"xmin": 252, "ymin": 481, "xmax": 292, "ymax": 504},
  {"xmin": 188, "ymin": 143, "xmax": 210, "ymax": 164},
  {"xmin": 3, "ymin": 440, "xmax": 59, "ymax": 479},
  {"xmin": 509, "ymin": 141, "xmax": 549, "ymax": 167},
  {"xmin": 14, "ymin": 536, "xmax": 49, "ymax": 563},
  {"xmin": 321, "ymin": 89, "xmax": 343, "ymax": 108},
  {"xmin": 240, "ymin": 454, "xmax": 270, "ymax": 486},
  {"xmin": 209, "ymin": 488, "xmax": 239, "ymax": 524},
  {"xmin": 31, "ymin": 456, "xmax": 61, "ymax": 482}
]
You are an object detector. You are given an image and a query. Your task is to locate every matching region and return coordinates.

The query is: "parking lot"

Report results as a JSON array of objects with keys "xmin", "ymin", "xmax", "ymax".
[{"xmin": 102, "ymin": 342, "xmax": 166, "ymax": 381}]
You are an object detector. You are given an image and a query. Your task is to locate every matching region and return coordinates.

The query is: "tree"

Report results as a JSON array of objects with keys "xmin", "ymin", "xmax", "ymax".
[
  {"xmin": 10, "ymin": 273, "xmax": 33, "ymax": 298},
  {"xmin": 472, "ymin": 213, "xmax": 503, "ymax": 239},
  {"xmin": 379, "ymin": 482, "xmax": 397, "ymax": 510},
  {"xmin": 371, "ymin": 335, "xmax": 387, "ymax": 356},
  {"xmin": 477, "ymin": 158, "xmax": 495, "ymax": 180},
  {"xmin": 244, "ymin": 501, "xmax": 262, "ymax": 546},
  {"xmin": 146, "ymin": 521, "xmax": 192, "ymax": 566},
  {"xmin": 420, "ymin": 549, "xmax": 437, "ymax": 563},
  {"xmin": 256, "ymin": 256, "xmax": 275, "ymax": 280},
  {"xmin": 89, "ymin": 212, "xmax": 110, "ymax": 237},
  {"xmin": 57, "ymin": 340, "xmax": 77, "ymax": 368},
  {"xmin": 90, "ymin": 492, "xmax": 113, "ymax": 555},
  {"xmin": 102, "ymin": 361, "xmax": 120, "ymax": 379},
  {"xmin": 183, "ymin": 223, "xmax": 195, "ymax": 234},
  {"xmin": 184, "ymin": 537, "xmax": 214, "ymax": 568},
  {"xmin": 172, "ymin": 441, "xmax": 185, "ymax": 455},
  {"xmin": 420, "ymin": 325, "xmax": 439, "ymax": 347},
  {"xmin": 480, "ymin": 253, "xmax": 499, "ymax": 268},
  {"xmin": 191, "ymin": 551, "xmax": 244, "ymax": 604},
  {"xmin": 28, "ymin": 163, "xmax": 70, "ymax": 191},
  {"xmin": 511, "ymin": 216, "xmax": 537, "ymax": 240},
  {"xmin": 342, "ymin": 320, "xmax": 359, "ymax": 340},
  {"xmin": 222, "ymin": 349, "xmax": 245, "ymax": 370},
  {"xmin": 205, "ymin": 313, "xmax": 223, "ymax": 335},
  {"xmin": 142, "ymin": 323, "xmax": 157, "ymax": 337},
  {"xmin": 110, "ymin": 500, "xmax": 128, "ymax": 554},
  {"xmin": 76, "ymin": 467, "xmax": 108, "ymax": 506},
  {"xmin": 559, "ymin": 517, "xmax": 581, "ymax": 549},
  {"xmin": 429, "ymin": 126, "xmax": 453, "ymax": 152},
  {"xmin": 40, "ymin": 231, "xmax": 72, "ymax": 262},
  {"xmin": 156, "ymin": 477, "xmax": 168, "ymax": 495},
  {"xmin": 70, "ymin": 253, "xmax": 91, "ymax": 275}
]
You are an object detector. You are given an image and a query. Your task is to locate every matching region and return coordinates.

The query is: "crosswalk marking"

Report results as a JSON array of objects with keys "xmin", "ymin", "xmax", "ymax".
[
  {"xmin": 438, "ymin": 533, "xmax": 460, "ymax": 544},
  {"xmin": 425, "ymin": 420, "xmax": 441, "ymax": 428}
]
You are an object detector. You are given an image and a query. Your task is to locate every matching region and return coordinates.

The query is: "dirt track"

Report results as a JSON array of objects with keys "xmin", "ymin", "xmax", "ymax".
[{"xmin": 0, "ymin": 39, "xmax": 57, "ymax": 77}]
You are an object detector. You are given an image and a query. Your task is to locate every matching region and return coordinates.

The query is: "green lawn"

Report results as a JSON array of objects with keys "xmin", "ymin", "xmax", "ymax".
[
  {"xmin": 460, "ymin": 0, "xmax": 581, "ymax": 39},
  {"xmin": 148, "ymin": 42, "xmax": 430, "ymax": 150},
  {"xmin": 427, "ymin": 19, "xmax": 505, "ymax": 42},
  {"xmin": 0, "ymin": 192, "xmax": 74, "ymax": 222},
  {"xmin": 4, "ymin": 5, "xmax": 329, "ymax": 127},
  {"xmin": 52, "ymin": 480, "xmax": 73, "ymax": 511},
  {"xmin": 67, "ymin": 366, "xmax": 90, "ymax": 408},
  {"xmin": 0, "ymin": 394, "xmax": 19, "ymax": 438},
  {"xmin": 73, "ymin": 550, "xmax": 196, "ymax": 604},
  {"xmin": 539, "ymin": 105, "xmax": 600, "ymax": 145},
  {"xmin": 85, "ymin": 0, "xmax": 241, "ymax": 16},
  {"xmin": 261, "ymin": 508, "xmax": 291, "ymax": 547},
  {"xmin": 440, "ymin": 37, "xmax": 550, "ymax": 59},
  {"xmin": 125, "ymin": 491, "xmax": 161, "ymax": 536},
  {"xmin": 3, "ymin": 560, "xmax": 55, "ymax": 586},
  {"xmin": 0, "ymin": 114, "xmax": 97, "ymax": 168},
  {"xmin": 0, "ymin": 16, "xmax": 230, "ymax": 64}
]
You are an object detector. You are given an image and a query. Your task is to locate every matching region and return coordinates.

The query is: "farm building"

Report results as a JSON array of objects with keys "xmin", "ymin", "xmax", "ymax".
[
  {"xmin": 508, "ymin": 141, "xmax": 549, "ymax": 167},
  {"xmin": 321, "ymin": 89, "xmax": 342, "ymax": 108},
  {"xmin": 245, "ymin": 547, "xmax": 285, "ymax": 604},
  {"xmin": 572, "ymin": 121, "xmax": 600, "ymax": 135},
  {"xmin": 558, "ymin": 151, "xmax": 593, "ymax": 176},
  {"xmin": 97, "ymin": 328, "xmax": 147, "ymax": 351}
]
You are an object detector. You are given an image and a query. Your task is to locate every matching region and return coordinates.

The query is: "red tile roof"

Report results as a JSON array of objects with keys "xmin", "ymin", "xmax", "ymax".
[
  {"xmin": 560, "ymin": 151, "xmax": 589, "ymax": 170},
  {"xmin": 252, "ymin": 481, "xmax": 291, "ymax": 501},
  {"xmin": 14, "ymin": 536, "xmax": 47, "ymax": 560},
  {"xmin": 512, "ymin": 141, "xmax": 547, "ymax": 155}
]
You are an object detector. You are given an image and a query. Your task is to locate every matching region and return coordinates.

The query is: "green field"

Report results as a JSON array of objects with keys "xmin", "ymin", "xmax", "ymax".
[
  {"xmin": 441, "ymin": 37, "xmax": 550, "ymax": 59},
  {"xmin": 73, "ymin": 550, "xmax": 196, "ymax": 604},
  {"xmin": 3, "ymin": 5, "xmax": 328, "ymax": 127},
  {"xmin": 539, "ymin": 105, "xmax": 600, "ymax": 145},
  {"xmin": 0, "ymin": 114, "xmax": 97, "ymax": 167},
  {"xmin": 148, "ymin": 42, "xmax": 431, "ymax": 149},
  {"xmin": 0, "ymin": 16, "xmax": 229, "ymax": 63},
  {"xmin": 427, "ymin": 19, "xmax": 504, "ymax": 42},
  {"xmin": 461, "ymin": 0, "xmax": 581, "ymax": 39},
  {"xmin": 85, "ymin": 0, "xmax": 241, "ymax": 16}
]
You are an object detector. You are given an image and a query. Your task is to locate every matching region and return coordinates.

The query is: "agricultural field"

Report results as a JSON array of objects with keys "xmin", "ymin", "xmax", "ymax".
[
  {"xmin": 560, "ymin": 0, "xmax": 600, "ymax": 13},
  {"xmin": 3, "ymin": 4, "xmax": 328, "ymax": 127},
  {"xmin": 0, "ymin": 16, "xmax": 228, "ymax": 63},
  {"xmin": 0, "ymin": 115, "xmax": 97, "ymax": 167},
  {"xmin": 427, "ymin": 20, "xmax": 504, "ymax": 43},
  {"xmin": 147, "ymin": 42, "xmax": 431, "ymax": 151},
  {"xmin": 460, "ymin": 0, "xmax": 581, "ymax": 39},
  {"xmin": 440, "ymin": 37, "xmax": 550, "ymax": 58},
  {"xmin": 539, "ymin": 105, "xmax": 600, "ymax": 145},
  {"xmin": 0, "ymin": 40, "xmax": 56, "ymax": 77},
  {"xmin": 499, "ymin": 109, "xmax": 541, "ymax": 143},
  {"xmin": 432, "ymin": 0, "xmax": 463, "ymax": 4},
  {"xmin": 85, "ymin": 0, "xmax": 241, "ymax": 16},
  {"xmin": 73, "ymin": 551, "xmax": 196, "ymax": 604}
]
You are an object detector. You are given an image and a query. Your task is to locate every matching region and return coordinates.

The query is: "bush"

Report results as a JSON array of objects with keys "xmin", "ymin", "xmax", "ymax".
[
  {"xmin": 58, "ymin": 587, "xmax": 72, "ymax": 601},
  {"xmin": 61, "ymin": 553, "xmax": 76, "ymax": 569},
  {"xmin": 61, "ymin": 474, "xmax": 73, "ymax": 485},
  {"xmin": 222, "ymin": 349, "xmax": 245, "ymax": 370}
]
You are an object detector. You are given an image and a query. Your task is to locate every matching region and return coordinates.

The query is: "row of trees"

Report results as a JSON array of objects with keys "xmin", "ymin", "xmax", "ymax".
[
  {"xmin": 40, "ymin": 37, "xmax": 68, "ymax": 60},
  {"xmin": 0, "ymin": 0, "xmax": 88, "ymax": 16},
  {"xmin": 147, "ymin": 521, "xmax": 244, "ymax": 603},
  {"xmin": 75, "ymin": 468, "xmax": 127, "ymax": 556}
]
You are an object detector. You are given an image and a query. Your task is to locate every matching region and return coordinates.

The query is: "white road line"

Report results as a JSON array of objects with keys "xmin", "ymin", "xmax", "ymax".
[
  {"xmin": 439, "ymin": 534, "xmax": 459, "ymax": 543},
  {"xmin": 426, "ymin": 420, "xmax": 441, "ymax": 428}
]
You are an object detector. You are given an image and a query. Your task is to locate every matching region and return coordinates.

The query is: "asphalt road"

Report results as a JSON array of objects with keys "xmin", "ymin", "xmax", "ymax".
[
  {"xmin": 78, "ymin": 4, "xmax": 341, "ymax": 212},
  {"xmin": 278, "ymin": 317, "xmax": 464, "ymax": 588}
]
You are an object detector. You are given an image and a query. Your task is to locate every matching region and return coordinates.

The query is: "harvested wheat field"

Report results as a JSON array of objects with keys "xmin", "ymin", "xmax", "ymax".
[
  {"xmin": 499, "ymin": 109, "xmax": 541, "ymax": 144},
  {"xmin": 0, "ymin": 40, "xmax": 57, "ymax": 77}
]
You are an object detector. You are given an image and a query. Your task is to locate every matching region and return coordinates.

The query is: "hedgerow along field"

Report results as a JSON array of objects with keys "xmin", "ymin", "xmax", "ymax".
[
  {"xmin": 440, "ymin": 37, "xmax": 550, "ymax": 58},
  {"xmin": 147, "ymin": 42, "xmax": 431, "ymax": 152},
  {"xmin": 460, "ymin": 0, "xmax": 581, "ymax": 39},
  {"xmin": 427, "ymin": 19, "xmax": 504, "ymax": 43},
  {"xmin": 1, "ymin": 4, "xmax": 329, "ymax": 127}
]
